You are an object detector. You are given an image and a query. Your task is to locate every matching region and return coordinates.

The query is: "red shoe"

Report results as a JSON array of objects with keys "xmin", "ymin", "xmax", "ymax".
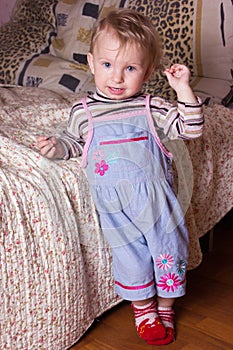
[
  {"xmin": 147, "ymin": 327, "xmax": 175, "ymax": 345},
  {"xmin": 137, "ymin": 317, "xmax": 167, "ymax": 342},
  {"xmin": 147, "ymin": 307, "xmax": 175, "ymax": 345},
  {"xmin": 132, "ymin": 301, "xmax": 166, "ymax": 342}
]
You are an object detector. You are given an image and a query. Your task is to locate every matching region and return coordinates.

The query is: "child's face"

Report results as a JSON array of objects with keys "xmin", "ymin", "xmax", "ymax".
[{"xmin": 87, "ymin": 29, "xmax": 151, "ymax": 100}]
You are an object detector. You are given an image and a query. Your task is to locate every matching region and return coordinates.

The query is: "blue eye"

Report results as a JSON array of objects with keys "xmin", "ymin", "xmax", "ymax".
[
  {"xmin": 103, "ymin": 62, "xmax": 111, "ymax": 68},
  {"xmin": 127, "ymin": 66, "xmax": 135, "ymax": 72}
]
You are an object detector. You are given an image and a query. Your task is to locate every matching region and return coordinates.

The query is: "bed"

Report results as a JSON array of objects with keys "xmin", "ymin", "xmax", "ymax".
[{"xmin": 0, "ymin": 0, "xmax": 232, "ymax": 349}]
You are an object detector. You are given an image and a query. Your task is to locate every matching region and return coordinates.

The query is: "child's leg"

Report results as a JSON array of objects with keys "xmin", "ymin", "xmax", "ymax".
[
  {"xmin": 104, "ymin": 234, "xmax": 166, "ymax": 342},
  {"xmin": 146, "ymin": 297, "xmax": 175, "ymax": 345},
  {"xmin": 131, "ymin": 297, "xmax": 166, "ymax": 341},
  {"xmin": 143, "ymin": 199, "xmax": 189, "ymax": 345}
]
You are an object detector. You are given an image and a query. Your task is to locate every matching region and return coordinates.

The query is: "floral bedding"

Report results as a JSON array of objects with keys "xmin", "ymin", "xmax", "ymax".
[
  {"xmin": 0, "ymin": 86, "xmax": 120, "ymax": 349},
  {"xmin": 0, "ymin": 85, "xmax": 232, "ymax": 349}
]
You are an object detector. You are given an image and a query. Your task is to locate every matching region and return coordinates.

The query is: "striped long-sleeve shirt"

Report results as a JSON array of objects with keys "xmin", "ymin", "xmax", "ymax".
[{"xmin": 58, "ymin": 91, "xmax": 204, "ymax": 159}]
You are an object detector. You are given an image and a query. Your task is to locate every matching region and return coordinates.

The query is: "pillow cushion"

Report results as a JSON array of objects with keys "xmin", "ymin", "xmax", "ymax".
[
  {"xmin": 15, "ymin": 53, "xmax": 95, "ymax": 94},
  {"xmin": 16, "ymin": 0, "xmax": 128, "ymax": 93},
  {"xmin": 0, "ymin": 0, "xmax": 58, "ymax": 85},
  {"xmin": 11, "ymin": 0, "xmax": 57, "ymax": 24},
  {"xmin": 50, "ymin": 0, "xmax": 128, "ymax": 65},
  {"xmin": 128, "ymin": 0, "xmax": 233, "ymax": 103},
  {"xmin": 128, "ymin": 0, "xmax": 194, "ymax": 101}
]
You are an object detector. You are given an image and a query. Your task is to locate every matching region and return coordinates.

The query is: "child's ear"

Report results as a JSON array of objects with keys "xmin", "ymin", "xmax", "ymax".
[{"xmin": 87, "ymin": 52, "xmax": 95, "ymax": 74}]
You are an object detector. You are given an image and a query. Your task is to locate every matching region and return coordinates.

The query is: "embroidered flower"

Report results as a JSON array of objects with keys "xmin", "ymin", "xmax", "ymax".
[
  {"xmin": 157, "ymin": 273, "xmax": 181, "ymax": 293},
  {"xmin": 156, "ymin": 253, "xmax": 174, "ymax": 270},
  {"xmin": 95, "ymin": 160, "xmax": 109, "ymax": 176},
  {"xmin": 93, "ymin": 150, "xmax": 104, "ymax": 161},
  {"xmin": 177, "ymin": 260, "xmax": 186, "ymax": 275},
  {"xmin": 106, "ymin": 151, "xmax": 119, "ymax": 164}
]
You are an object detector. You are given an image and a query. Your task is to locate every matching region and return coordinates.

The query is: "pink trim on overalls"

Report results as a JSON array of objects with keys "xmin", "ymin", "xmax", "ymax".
[
  {"xmin": 80, "ymin": 95, "xmax": 172, "ymax": 167},
  {"xmin": 115, "ymin": 279, "xmax": 155, "ymax": 290},
  {"xmin": 79, "ymin": 97, "xmax": 93, "ymax": 168}
]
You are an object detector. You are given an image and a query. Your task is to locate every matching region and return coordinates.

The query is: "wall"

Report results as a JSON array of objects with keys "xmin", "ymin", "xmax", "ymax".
[{"xmin": 0, "ymin": 0, "xmax": 17, "ymax": 27}]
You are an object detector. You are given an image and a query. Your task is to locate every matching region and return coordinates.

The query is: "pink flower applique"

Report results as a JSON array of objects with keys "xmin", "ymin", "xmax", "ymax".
[
  {"xmin": 156, "ymin": 253, "xmax": 174, "ymax": 270},
  {"xmin": 93, "ymin": 150, "xmax": 104, "ymax": 161},
  {"xmin": 95, "ymin": 160, "xmax": 109, "ymax": 176},
  {"xmin": 157, "ymin": 273, "xmax": 182, "ymax": 293}
]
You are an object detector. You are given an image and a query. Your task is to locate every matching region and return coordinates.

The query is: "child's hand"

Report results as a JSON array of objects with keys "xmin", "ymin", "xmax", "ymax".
[
  {"xmin": 37, "ymin": 136, "xmax": 65, "ymax": 159},
  {"xmin": 164, "ymin": 64, "xmax": 197, "ymax": 103},
  {"xmin": 164, "ymin": 64, "xmax": 190, "ymax": 90}
]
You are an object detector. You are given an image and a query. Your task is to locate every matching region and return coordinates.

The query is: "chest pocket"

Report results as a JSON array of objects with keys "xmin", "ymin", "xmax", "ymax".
[{"xmin": 94, "ymin": 131, "xmax": 151, "ymax": 174}]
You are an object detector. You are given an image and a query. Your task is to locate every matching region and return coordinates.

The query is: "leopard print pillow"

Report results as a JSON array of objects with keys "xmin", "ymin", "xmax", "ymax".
[
  {"xmin": 128, "ymin": 0, "xmax": 194, "ymax": 101},
  {"xmin": 12, "ymin": 0, "xmax": 58, "ymax": 24},
  {"xmin": 0, "ymin": 0, "xmax": 58, "ymax": 85}
]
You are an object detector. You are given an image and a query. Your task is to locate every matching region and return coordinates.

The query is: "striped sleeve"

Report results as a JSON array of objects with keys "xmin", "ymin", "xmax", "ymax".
[
  {"xmin": 58, "ymin": 103, "xmax": 88, "ymax": 159},
  {"xmin": 59, "ymin": 130, "xmax": 85, "ymax": 159},
  {"xmin": 151, "ymin": 96, "xmax": 204, "ymax": 140}
]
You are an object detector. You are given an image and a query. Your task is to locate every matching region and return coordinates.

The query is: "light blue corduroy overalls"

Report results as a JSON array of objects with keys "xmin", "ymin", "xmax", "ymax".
[{"xmin": 80, "ymin": 95, "xmax": 189, "ymax": 301}]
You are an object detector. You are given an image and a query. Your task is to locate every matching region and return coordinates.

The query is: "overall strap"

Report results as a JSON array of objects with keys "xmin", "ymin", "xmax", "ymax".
[
  {"xmin": 145, "ymin": 94, "xmax": 151, "ymax": 111},
  {"xmin": 145, "ymin": 95, "xmax": 172, "ymax": 158},
  {"xmin": 79, "ymin": 97, "xmax": 94, "ymax": 168}
]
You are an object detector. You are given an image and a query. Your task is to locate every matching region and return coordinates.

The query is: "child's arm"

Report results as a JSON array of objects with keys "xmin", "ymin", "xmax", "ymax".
[
  {"xmin": 150, "ymin": 64, "xmax": 203, "ymax": 140},
  {"xmin": 37, "ymin": 136, "xmax": 66, "ymax": 159},
  {"xmin": 164, "ymin": 64, "xmax": 197, "ymax": 103}
]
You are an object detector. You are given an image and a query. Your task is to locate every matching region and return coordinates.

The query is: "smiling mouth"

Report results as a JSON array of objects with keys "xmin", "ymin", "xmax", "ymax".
[{"xmin": 108, "ymin": 87, "xmax": 125, "ymax": 93}]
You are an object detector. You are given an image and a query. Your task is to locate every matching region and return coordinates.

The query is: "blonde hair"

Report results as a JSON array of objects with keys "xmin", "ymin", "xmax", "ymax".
[{"xmin": 89, "ymin": 8, "xmax": 163, "ymax": 71}]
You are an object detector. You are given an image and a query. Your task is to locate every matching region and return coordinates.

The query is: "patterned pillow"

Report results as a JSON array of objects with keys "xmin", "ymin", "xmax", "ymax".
[
  {"xmin": 0, "ymin": 0, "xmax": 58, "ymax": 85},
  {"xmin": 15, "ymin": 53, "xmax": 95, "ymax": 94},
  {"xmin": 128, "ymin": 0, "xmax": 194, "ymax": 101},
  {"xmin": 50, "ymin": 0, "xmax": 128, "ymax": 65},
  {"xmin": 2, "ymin": 0, "xmax": 232, "ymax": 101},
  {"xmin": 16, "ymin": 0, "xmax": 128, "ymax": 93},
  {"xmin": 11, "ymin": 0, "xmax": 58, "ymax": 24},
  {"xmin": 128, "ymin": 0, "xmax": 233, "ymax": 103}
]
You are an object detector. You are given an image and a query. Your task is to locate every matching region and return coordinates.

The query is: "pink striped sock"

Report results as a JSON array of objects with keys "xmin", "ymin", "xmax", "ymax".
[
  {"xmin": 132, "ymin": 301, "xmax": 166, "ymax": 342},
  {"xmin": 147, "ymin": 306, "xmax": 175, "ymax": 345}
]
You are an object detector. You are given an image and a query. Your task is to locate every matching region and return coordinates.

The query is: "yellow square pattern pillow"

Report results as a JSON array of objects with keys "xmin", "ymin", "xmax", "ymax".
[{"xmin": 50, "ymin": 0, "xmax": 128, "ymax": 64}]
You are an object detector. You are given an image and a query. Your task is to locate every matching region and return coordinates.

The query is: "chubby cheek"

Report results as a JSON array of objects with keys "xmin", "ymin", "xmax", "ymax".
[
  {"xmin": 94, "ymin": 72, "xmax": 107, "ymax": 90},
  {"xmin": 129, "ymin": 77, "xmax": 144, "ymax": 91}
]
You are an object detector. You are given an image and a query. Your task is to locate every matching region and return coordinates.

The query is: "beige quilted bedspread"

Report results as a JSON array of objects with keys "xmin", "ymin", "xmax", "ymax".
[{"xmin": 0, "ymin": 86, "xmax": 232, "ymax": 349}]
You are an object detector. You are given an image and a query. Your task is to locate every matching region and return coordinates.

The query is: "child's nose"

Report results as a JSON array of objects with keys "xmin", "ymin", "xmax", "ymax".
[{"xmin": 112, "ymin": 68, "xmax": 124, "ymax": 83}]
